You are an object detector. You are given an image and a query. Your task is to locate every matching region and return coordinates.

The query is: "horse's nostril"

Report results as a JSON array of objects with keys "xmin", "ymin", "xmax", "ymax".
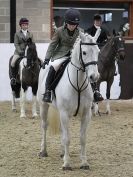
[{"xmin": 90, "ymin": 75, "xmax": 93, "ymax": 80}]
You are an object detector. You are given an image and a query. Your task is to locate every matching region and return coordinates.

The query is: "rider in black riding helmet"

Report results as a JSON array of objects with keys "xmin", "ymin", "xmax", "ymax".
[
  {"xmin": 85, "ymin": 14, "xmax": 109, "ymax": 102},
  {"xmin": 10, "ymin": 17, "xmax": 34, "ymax": 85},
  {"xmin": 42, "ymin": 9, "xmax": 103, "ymax": 103},
  {"xmin": 42, "ymin": 8, "xmax": 80, "ymax": 103}
]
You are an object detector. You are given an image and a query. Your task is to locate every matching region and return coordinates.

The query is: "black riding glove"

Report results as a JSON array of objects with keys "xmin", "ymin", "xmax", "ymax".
[
  {"xmin": 19, "ymin": 51, "xmax": 25, "ymax": 57},
  {"xmin": 42, "ymin": 59, "xmax": 50, "ymax": 69}
]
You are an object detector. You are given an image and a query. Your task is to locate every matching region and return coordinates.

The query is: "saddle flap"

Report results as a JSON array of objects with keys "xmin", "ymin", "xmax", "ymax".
[{"xmin": 50, "ymin": 59, "xmax": 70, "ymax": 90}]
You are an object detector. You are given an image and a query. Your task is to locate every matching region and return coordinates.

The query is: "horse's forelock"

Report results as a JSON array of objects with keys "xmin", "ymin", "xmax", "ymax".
[{"xmin": 26, "ymin": 43, "xmax": 38, "ymax": 63}]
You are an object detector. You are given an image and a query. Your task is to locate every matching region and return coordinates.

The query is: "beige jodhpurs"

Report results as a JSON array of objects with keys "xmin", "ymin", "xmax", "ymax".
[
  {"xmin": 11, "ymin": 54, "xmax": 20, "ymax": 67},
  {"xmin": 50, "ymin": 57, "xmax": 68, "ymax": 72}
]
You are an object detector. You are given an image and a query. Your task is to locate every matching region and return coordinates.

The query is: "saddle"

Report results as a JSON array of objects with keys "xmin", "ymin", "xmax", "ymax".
[{"xmin": 50, "ymin": 59, "xmax": 70, "ymax": 91}]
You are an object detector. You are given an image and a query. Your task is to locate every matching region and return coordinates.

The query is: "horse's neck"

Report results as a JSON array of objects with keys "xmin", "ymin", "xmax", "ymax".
[
  {"xmin": 100, "ymin": 38, "xmax": 116, "ymax": 63},
  {"xmin": 68, "ymin": 43, "xmax": 87, "ymax": 86}
]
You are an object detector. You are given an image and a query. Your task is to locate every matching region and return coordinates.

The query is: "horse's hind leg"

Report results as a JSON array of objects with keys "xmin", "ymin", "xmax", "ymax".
[
  {"xmin": 106, "ymin": 80, "xmax": 113, "ymax": 114},
  {"xmin": 39, "ymin": 103, "xmax": 49, "ymax": 157},
  {"xmin": 20, "ymin": 88, "xmax": 27, "ymax": 118},
  {"xmin": 60, "ymin": 111, "xmax": 71, "ymax": 170},
  {"xmin": 80, "ymin": 107, "xmax": 91, "ymax": 170}
]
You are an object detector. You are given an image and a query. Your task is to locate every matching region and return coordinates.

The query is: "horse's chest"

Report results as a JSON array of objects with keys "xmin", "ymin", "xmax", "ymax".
[{"xmin": 22, "ymin": 69, "xmax": 38, "ymax": 84}]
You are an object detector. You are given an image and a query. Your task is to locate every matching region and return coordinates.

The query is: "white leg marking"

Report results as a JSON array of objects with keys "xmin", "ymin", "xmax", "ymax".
[
  {"xmin": 20, "ymin": 88, "xmax": 27, "ymax": 118},
  {"xmin": 32, "ymin": 95, "xmax": 38, "ymax": 118}
]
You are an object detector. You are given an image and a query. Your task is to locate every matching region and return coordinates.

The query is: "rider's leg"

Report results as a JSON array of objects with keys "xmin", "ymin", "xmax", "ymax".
[
  {"xmin": 43, "ymin": 58, "xmax": 68, "ymax": 103},
  {"xmin": 10, "ymin": 54, "xmax": 20, "ymax": 85},
  {"xmin": 91, "ymin": 82, "xmax": 104, "ymax": 102},
  {"xmin": 42, "ymin": 65, "xmax": 56, "ymax": 102}
]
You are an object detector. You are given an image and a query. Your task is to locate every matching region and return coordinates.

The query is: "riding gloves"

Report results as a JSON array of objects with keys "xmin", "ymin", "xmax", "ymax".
[
  {"xmin": 19, "ymin": 51, "xmax": 25, "ymax": 57},
  {"xmin": 42, "ymin": 58, "xmax": 50, "ymax": 69}
]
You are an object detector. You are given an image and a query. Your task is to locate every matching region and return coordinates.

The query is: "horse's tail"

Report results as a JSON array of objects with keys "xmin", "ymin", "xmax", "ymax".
[{"xmin": 48, "ymin": 106, "xmax": 60, "ymax": 135}]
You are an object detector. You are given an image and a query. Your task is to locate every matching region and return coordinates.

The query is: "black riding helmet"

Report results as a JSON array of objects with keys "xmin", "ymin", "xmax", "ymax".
[
  {"xmin": 19, "ymin": 17, "xmax": 29, "ymax": 26},
  {"xmin": 94, "ymin": 14, "xmax": 102, "ymax": 21},
  {"xmin": 64, "ymin": 8, "xmax": 81, "ymax": 25}
]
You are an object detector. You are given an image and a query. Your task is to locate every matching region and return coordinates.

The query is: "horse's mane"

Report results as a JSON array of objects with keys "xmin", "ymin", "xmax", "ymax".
[
  {"xmin": 27, "ymin": 42, "xmax": 38, "ymax": 61},
  {"xmin": 100, "ymin": 37, "xmax": 113, "ymax": 52},
  {"xmin": 70, "ymin": 36, "xmax": 81, "ymax": 58}
]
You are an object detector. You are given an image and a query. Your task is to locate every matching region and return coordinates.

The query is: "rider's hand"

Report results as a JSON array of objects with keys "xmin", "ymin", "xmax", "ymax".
[
  {"xmin": 42, "ymin": 58, "xmax": 50, "ymax": 69},
  {"xmin": 19, "ymin": 51, "xmax": 25, "ymax": 57}
]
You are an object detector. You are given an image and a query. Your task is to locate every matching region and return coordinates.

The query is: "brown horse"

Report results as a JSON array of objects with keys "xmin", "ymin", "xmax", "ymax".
[{"xmin": 94, "ymin": 34, "xmax": 125, "ymax": 115}]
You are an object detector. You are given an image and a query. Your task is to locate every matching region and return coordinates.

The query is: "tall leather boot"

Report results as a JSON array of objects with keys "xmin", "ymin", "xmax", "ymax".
[
  {"xmin": 91, "ymin": 82, "xmax": 104, "ymax": 102},
  {"xmin": 43, "ymin": 66, "xmax": 56, "ymax": 103},
  {"xmin": 10, "ymin": 66, "xmax": 16, "ymax": 85}
]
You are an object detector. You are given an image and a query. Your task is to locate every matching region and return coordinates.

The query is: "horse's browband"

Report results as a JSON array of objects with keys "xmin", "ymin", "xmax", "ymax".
[{"xmin": 81, "ymin": 42, "xmax": 97, "ymax": 45}]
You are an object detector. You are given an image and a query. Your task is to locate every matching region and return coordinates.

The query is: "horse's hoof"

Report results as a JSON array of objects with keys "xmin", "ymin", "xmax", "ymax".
[
  {"xmin": 80, "ymin": 165, "xmax": 90, "ymax": 170},
  {"xmin": 12, "ymin": 109, "xmax": 17, "ymax": 112},
  {"xmin": 38, "ymin": 151, "xmax": 48, "ymax": 158},
  {"xmin": 62, "ymin": 166, "xmax": 72, "ymax": 171},
  {"xmin": 106, "ymin": 111, "xmax": 111, "ymax": 115},
  {"xmin": 60, "ymin": 154, "xmax": 64, "ymax": 158},
  {"xmin": 32, "ymin": 114, "xmax": 38, "ymax": 118},
  {"xmin": 20, "ymin": 115, "xmax": 26, "ymax": 118}
]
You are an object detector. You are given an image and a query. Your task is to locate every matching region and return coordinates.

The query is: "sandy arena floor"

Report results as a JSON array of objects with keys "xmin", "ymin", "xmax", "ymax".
[{"xmin": 0, "ymin": 100, "xmax": 133, "ymax": 177}]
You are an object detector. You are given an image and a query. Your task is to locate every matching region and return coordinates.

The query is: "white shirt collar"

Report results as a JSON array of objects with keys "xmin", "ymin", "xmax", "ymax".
[{"xmin": 21, "ymin": 29, "xmax": 28, "ymax": 36}]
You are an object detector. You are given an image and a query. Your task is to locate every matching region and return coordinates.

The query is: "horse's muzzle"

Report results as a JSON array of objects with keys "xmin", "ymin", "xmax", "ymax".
[{"xmin": 90, "ymin": 72, "xmax": 99, "ymax": 82}]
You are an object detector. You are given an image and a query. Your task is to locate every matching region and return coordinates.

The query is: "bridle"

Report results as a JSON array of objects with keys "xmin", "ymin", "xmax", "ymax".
[
  {"xmin": 67, "ymin": 41, "xmax": 98, "ymax": 116},
  {"xmin": 71, "ymin": 41, "xmax": 98, "ymax": 72}
]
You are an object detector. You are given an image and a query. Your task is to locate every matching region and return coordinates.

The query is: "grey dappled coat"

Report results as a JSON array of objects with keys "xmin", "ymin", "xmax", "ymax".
[
  {"xmin": 14, "ymin": 30, "xmax": 34, "ymax": 55},
  {"xmin": 45, "ymin": 26, "xmax": 79, "ymax": 61}
]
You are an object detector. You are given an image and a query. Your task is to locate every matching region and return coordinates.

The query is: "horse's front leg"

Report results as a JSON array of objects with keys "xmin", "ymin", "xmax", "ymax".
[
  {"xmin": 11, "ymin": 91, "xmax": 16, "ymax": 111},
  {"xmin": 93, "ymin": 81, "xmax": 100, "ymax": 116},
  {"xmin": 32, "ymin": 94, "xmax": 38, "ymax": 118},
  {"xmin": 20, "ymin": 88, "xmax": 27, "ymax": 118},
  {"xmin": 80, "ymin": 106, "xmax": 91, "ymax": 170},
  {"xmin": 60, "ymin": 111, "xmax": 71, "ymax": 170},
  {"xmin": 39, "ymin": 103, "xmax": 49, "ymax": 157},
  {"xmin": 106, "ymin": 80, "xmax": 113, "ymax": 114}
]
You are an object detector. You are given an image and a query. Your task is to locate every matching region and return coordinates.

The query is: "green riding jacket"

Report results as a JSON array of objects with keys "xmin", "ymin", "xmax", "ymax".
[
  {"xmin": 45, "ymin": 25, "xmax": 79, "ymax": 61},
  {"xmin": 14, "ymin": 30, "xmax": 34, "ymax": 55}
]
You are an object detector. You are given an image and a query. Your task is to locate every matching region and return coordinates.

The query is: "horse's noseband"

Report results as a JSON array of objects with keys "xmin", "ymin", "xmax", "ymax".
[{"xmin": 80, "ymin": 41, "xmax": 98, "ymax": 72}]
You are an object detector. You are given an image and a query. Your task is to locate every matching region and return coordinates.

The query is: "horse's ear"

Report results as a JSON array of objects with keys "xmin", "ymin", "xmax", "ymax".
[
  {"xmin": 27, "ymin": 38, "xmax": 32, "ymax": 44},
  {"xmin": 93, "ymin": 28, "xmax": 101, "ymax": 42}
]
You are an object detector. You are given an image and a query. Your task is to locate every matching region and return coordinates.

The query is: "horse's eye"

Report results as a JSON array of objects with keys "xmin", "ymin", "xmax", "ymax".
[{"xmin": 83, "ymin": 51, "xmax": 86, "ymax": 55}]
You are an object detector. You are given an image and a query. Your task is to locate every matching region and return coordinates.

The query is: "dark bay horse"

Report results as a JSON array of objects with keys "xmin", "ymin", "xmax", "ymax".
[
  {"xmin": 9, "ymin": 40, "xmax": 42, "ymax": 118},
  {"xmin": 94, "ymin": 34, "xmax": 125, "ymax": 114}
]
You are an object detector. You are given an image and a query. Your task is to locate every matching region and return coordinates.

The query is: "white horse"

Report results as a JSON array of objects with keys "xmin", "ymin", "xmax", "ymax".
[{"xmin": 37, "ymin": 29, "xmax": 101, "ymax": 170}]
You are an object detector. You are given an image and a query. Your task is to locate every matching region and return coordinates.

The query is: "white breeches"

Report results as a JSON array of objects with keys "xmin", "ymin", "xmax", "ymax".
[
  {"xmin": 50, "ymin": 57, "xmax": 68, "ymax": 71},
  {"xmin": 11, "ymin": 54, "xmax": 20, "ymax": 67}
]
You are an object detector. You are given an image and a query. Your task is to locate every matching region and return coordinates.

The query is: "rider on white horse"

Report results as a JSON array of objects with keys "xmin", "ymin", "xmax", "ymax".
[
  {"xmin": 10, "ymin": 18, "xmax": 35, "ymax": 85},
  {"xmin": 42, "ymin": 8, "xmax": 103, "ymax": 103}
]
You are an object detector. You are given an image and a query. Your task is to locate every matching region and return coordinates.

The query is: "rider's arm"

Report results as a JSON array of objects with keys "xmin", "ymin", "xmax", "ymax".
[
  {"xmin": 14, "ymin": 33, "xmax": 24, "ymax": 55},
  {"xmin": 30, "ymin": 32, "xmax": 35, "ymax": 43},
  {"xmin": 45, "ymin": 28, "xmax": 60, "ymax": 60}
]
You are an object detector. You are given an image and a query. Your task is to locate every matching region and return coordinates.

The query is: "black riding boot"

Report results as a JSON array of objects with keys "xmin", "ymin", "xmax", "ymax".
[
  {"xmin": 91, "ymin": 82, "xmax": 104, "ymax": 102},
  {"xmin": 43, "ymin": 66, "xmax": 56, "ymax": 103},
  {"xmin": 10, "ymin": 66, "xmax": 16, "ymax": 85}
]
